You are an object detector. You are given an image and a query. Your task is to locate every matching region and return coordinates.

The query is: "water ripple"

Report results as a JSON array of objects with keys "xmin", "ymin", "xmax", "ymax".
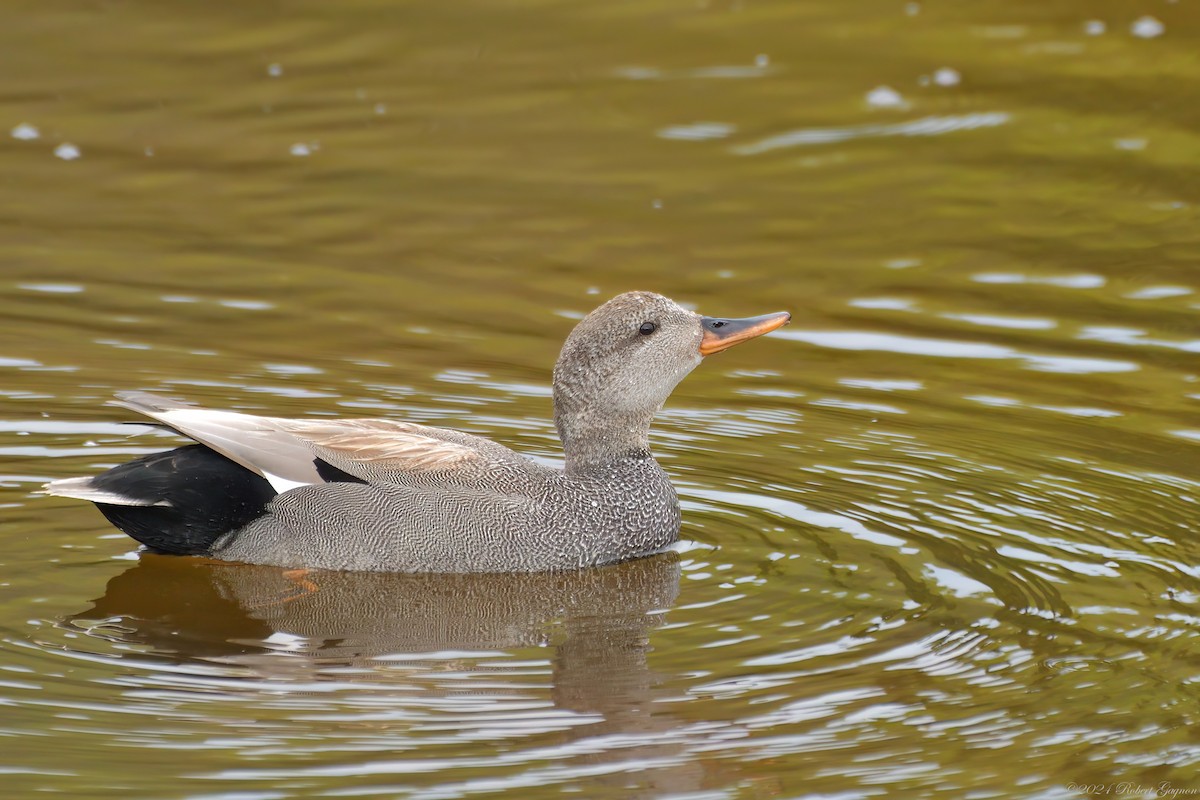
[
  {"xmin": 731, "ymin": 112, "xmax": 1011, "ymax": 155},
  {"xmin": 776, "ymin": 329, "xmax": 1139, "ymax": 374}
]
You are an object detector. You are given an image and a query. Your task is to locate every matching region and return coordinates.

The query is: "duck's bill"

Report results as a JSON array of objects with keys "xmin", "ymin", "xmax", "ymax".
[{"xmin": 699, "ymin": 311, "xmax": 791, "ymax": 356}]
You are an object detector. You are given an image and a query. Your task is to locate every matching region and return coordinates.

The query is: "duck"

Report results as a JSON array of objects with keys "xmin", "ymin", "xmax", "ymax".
[{"xmin": 43, "ymin": 291, "xmax": 789, "ymax": 573}]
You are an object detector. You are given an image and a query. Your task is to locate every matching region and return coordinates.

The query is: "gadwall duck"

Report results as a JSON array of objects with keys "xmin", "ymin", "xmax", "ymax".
[{"xmin": 43, "ymin": 292, "xmax": 789, "ymax": 573}]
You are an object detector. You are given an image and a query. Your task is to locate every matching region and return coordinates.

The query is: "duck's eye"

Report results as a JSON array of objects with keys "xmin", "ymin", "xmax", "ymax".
[{"xmin": 638, "ymin": 321, "xmax": 658, "ymax": 336}]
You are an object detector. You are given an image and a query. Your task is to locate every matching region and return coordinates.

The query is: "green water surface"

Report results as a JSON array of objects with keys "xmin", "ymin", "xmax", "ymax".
[{"xmin": 1, "ymin": 1, "xmax": 1198, "ymax": 798}]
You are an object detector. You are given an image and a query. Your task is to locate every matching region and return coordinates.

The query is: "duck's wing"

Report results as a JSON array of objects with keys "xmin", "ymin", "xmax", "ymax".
[
  {"xmin": 271, "ymin": 417, "xmax": 490, "ymax": 480},
  {"xmin": 114, "ymin": 392, "xmax": 322, "ymax": 492},
  {"xmin": 112, "ymin": 392, "xmax": 498, "ymax": 494}
]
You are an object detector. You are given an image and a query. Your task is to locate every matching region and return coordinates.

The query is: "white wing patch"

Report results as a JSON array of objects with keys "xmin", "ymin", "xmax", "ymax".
[{"xmin": 262, "ymin": 474, "xmax": 314, "ymax": 494}]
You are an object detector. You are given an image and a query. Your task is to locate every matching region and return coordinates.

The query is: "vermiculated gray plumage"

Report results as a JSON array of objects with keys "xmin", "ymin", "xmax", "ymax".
[
  {"xmin": 215, "ymin": 453, "xmax": 679, "ymax": 572},
  {"xmin": 42, "ymin": 292, "xmax": 789, "ymax": 573}
]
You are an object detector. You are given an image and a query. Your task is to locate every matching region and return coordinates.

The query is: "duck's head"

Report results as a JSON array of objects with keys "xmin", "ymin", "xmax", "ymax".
[{"xmin": 553, "ymin": 291, "xmax": 789, "ymax": 467}]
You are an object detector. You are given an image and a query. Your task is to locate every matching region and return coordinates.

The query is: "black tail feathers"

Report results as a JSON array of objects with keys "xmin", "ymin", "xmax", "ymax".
[{"xmin": 90, "ymin": 445, "xmax": 276, "ymax": 555}]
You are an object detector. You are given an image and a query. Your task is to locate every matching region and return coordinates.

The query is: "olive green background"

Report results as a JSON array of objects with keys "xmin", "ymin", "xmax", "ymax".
[{"xmin": 1, "ymin": 1, "xmax": 1198, "ymax": 798}]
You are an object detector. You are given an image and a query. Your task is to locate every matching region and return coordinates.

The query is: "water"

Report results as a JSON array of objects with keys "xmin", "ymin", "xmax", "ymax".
[{"xmin": 2, "ymin": 1, "xmax": 1198, "ymax": 797}]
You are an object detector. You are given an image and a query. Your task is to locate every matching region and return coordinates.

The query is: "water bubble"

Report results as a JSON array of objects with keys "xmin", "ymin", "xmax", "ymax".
[
  {"xmin": 615, "ymin": 66, "xmax": 662, "ymax": 80},
  {"xmin": 1114, "ymin": 138, "xmax": 1147, "ymax": 151},
  {"xmin": 1124, "ymin": 286, "xmax": 1191, "ymax": 300},
  {"xmin": 755, "ymin": 53, "xmax": 769, "ymax": 68},
  {"xmin": 1083, "ymin": 20, "xmax": 1106, "ymax": 36},
  {"xmin": 866, "ymin": 85, "xmax": 906, "ymax": 108},
  {"xmin": 933, "ymin": 67, "xmax": 960, "ymax": 87},
  {"xmin": 219, "ymin": 299, "xmax": 274, "ymax": 311},
  {"xmin": 264, "ymin": 363, "xmax": 323, "ymax": 376},
  {"xmin": 267, "ymin": 62, "xmax": 283, "ymax": 77},
  {"xmin": 144, "ymin": 146, "xmax": 154, "ymax": 157},
  {"xmin": 19, "ymin": 282, "xmax": 83, "ymax": 293},
  {"xmin": 374, "ymin": 102, "xmax": 387, "ymax": 115},
  {"xmin": 1131, "ymin": 16, "xmax": 1164, "ymax": 39},
  {"xmin": 651, "ymin": 198, "xmax": 663, "ymax": 209},
  {"xmin": 54, "ymin": 143, "xmax": 81, "ymax": 160},
  {"xmin": 11, "ymin": 123, "xmax": 38, "ymax": 140},
  {"xmin": 905, "ymin": 2, "xmax": 920, "ymax": 15},
  {"xmin": 657, "ymin": 122, "xmax": 735, "ymax": 141}
]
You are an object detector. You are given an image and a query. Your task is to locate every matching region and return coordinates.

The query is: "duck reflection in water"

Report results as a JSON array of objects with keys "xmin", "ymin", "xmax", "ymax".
[
  {"xmin": 70, "ymin": 551, "xmax": 679, "ymax": 668},
  {"xmin": 65, "ymin": 552, "xmax": 707, "ymax": 794}
]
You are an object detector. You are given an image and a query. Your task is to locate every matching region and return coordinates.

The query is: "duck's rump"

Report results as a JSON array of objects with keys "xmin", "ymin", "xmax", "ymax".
[
  {"xmin": 48, "ymin": 444, "xmax": 280, "ymax": 555},
  {"xmin": 47, "ymin": 443, "xmax": 549, "ymax": 570}
]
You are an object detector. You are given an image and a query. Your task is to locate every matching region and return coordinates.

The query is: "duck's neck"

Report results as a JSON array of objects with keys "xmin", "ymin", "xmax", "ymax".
[{"xmin": 555, "ymin": 407, "xmax": 657, "ymax": 475}]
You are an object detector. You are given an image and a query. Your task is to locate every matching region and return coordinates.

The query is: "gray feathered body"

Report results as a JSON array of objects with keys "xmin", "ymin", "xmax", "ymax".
[{"xmin": 216, "ymin": 440, "xmax": 680, "ymax": 572}]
